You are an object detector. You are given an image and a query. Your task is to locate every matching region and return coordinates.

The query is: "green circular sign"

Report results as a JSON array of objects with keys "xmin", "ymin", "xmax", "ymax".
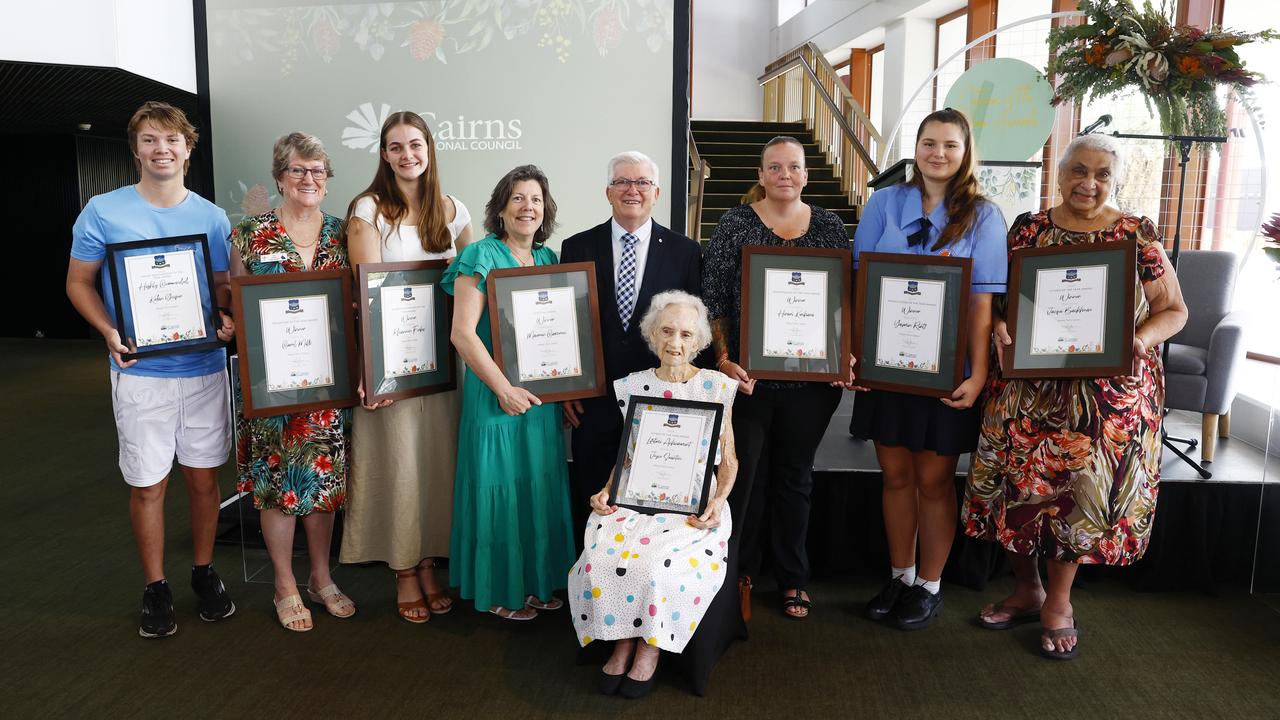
[{"xmin": 943, "ymin": 57, "xmax": 1055, "ymax": 162}]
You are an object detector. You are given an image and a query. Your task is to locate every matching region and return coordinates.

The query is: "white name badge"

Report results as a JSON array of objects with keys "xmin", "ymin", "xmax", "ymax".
[{"xmin": 260, "ymin": 252, "xmax": 289, "ymax": 264}]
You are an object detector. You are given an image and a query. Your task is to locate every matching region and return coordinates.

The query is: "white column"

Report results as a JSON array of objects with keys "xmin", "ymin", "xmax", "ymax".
[{"xmin": 880, "ymin": 17, "xmax": 935, "ymax": 163}]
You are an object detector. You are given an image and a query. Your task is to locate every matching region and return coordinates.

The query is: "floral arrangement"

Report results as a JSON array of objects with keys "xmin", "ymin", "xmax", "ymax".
[{"xmin": 1047, "ymin": 0, "xmax": 1276, "ymax": 138}]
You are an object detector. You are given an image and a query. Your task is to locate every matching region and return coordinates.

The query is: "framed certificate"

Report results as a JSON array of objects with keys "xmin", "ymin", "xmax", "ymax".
[
  {"xmin": 231, "ymin": 269, "xmax": 359, "ymax": 418},
  {"xmin": 854, "ymin": 252, "xmax": 972, "ymax": 397},
  {"xmin": 357, "ymin": 261, "xmax": 456, "ymax": 403},
  {"xmin": 486, "ymin": 261, "xmax": 606, "ymax": 403},
  {"xmin": 609, "ymin": 396, "xmax": 723, "ymax": 516},
  {"xmin": 1003, "ymin": 239, "xmax": 1136, "ymax": 378},
  {"xmin": 739, "ymin": 246, "xmax": 853, "ymax": 382},
  {"xmin": 105, "ymin": 234, "xmax": 223, "ymax": 360}
]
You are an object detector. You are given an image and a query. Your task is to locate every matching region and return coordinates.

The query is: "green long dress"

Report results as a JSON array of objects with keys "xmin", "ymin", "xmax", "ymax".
[{"xmin": 441, "ymin": 234, "xmax": 576, "ymax": 611}]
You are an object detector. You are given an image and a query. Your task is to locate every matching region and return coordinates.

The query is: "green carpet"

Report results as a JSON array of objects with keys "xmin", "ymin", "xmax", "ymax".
[{"xmin": 2, "ymin": 338, "xmax": 1279, "ymax": 719}]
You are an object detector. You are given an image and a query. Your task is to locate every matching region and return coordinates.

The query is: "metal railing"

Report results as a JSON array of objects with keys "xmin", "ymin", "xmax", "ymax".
[
  {"xmin": 759, "ymin": 42, "xmax": 881, "ymax": 206},
  {"xmin": 687, "ymin": 125, "xmax": 711, "ymax": 242}
]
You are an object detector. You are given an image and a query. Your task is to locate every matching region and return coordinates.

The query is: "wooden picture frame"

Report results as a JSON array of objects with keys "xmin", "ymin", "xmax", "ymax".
[
  {"xmin": 231, "ymin": 269, "xmax": 359, "ymax": 418},
  {"xmin": 356, "ymin": 260, "xmax": 456, "ymax": 403},
  {"xmin": 485, "ymin": 261, "xmax": 607, "ymax": 403}
]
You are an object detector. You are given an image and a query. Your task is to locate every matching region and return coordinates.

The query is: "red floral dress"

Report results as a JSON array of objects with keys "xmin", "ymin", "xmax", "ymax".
[
  {"xmin": 962, "ymin": 211, "xmax": 1167, "ymax": 565},
  {"xmin": 230, "ymin": 210, "xmax": 351, "ymax": 516}
]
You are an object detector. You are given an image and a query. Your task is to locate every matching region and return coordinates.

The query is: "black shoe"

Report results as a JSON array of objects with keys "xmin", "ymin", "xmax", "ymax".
[
  {"xmin": 139, "ymin": 579, "xmax": 177, "ymax": 638},
  {"xmin": 191, "ymin": 563, "xmax": 236, "ymax": 622},
  {"xmin": 865, "ymin": 578, "xmax": 910, "ymax": 621},
  {"xmin": 618, "ymin": 672, "xmax": 658, "ymax": 700},
  {"xmin": 599, "ymin": 670, "xmax": 625, "ymax": 696},
  {"xmin": 892, "ymin": 585, "xmax": 943, "ymax": 631}
]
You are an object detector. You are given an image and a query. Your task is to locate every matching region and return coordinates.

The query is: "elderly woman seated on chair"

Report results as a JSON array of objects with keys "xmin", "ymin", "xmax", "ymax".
[{"xmin": 567, "ymin": 290, "xmax": 739, "ymax": 699}]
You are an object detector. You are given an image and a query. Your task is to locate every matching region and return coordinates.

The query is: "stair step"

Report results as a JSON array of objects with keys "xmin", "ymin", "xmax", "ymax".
[
  {"xmin": 694, "ymin": 140, "xmax": 822, "ymax": 156},
  {"xmin": 700, "ymin": 205, "xmax": 858, "ymax": 223},
  {"xmin": 693, "ymin": 129, "xmax": 818, "ymax": 145},
  {"xmin": 703, "ymin": 178, "xmax": 842, "ymax": 194},
  {"xmin": 691, "ymin": 120, "xmax": 806, "ymax": 133},
  {"xmin": 700, "ymin": 153, "xmax": 829, "ymax": 168},
  {"xmin": 698, "ymin": 166, "xmax": 837, "ymax": 182},
  {"xmin": 698, "ymin": 224, "xmax": 857, "ymax": 242}
]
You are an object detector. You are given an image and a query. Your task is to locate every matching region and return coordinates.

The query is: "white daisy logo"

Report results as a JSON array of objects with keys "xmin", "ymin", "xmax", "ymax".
[{"xmin": 342, "ymin": 102, "xmax": 390, "ymax": 152}]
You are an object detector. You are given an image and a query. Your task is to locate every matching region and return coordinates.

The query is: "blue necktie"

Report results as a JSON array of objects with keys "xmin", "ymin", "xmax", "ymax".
[{"xmin": 617, "ymin": 233, "xmax": 640, "ymax": 330}]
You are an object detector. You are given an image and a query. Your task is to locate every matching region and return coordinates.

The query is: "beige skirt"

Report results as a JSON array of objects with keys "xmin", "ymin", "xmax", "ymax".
[{"xmin": 339, "ymin": 389, "xmax": 460, "ymax": 569}]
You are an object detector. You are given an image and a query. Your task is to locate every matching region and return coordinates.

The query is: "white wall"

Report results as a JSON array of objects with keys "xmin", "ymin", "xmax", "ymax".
[
  {"xmin": 691, "ymin": 0, "xmax": 775, "ymax": 120},
  {"xmin": 0, "ymin": 0, "xmax": 196, "ymax": 93}
]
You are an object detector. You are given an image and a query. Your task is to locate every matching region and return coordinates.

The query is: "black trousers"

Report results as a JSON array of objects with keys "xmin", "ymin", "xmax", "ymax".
[
  {"xmin": 568, "ymin": 395, "xmax": 624, "ymax": 553},
  {"xmin": 728, "ymin": 382, "xmax": 842, "ymax": 590}
]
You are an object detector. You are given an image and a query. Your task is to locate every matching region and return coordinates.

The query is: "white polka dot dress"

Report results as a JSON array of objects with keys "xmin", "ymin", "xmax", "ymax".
[{"xmin": 568, "ymin": 369, "xmax": 737, "ymax": 652}]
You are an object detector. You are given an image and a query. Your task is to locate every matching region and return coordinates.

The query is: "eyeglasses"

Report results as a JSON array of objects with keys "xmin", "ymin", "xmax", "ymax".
[
  {"xmin": 609, "ymin": 178, "xmax": 656, "ymax": 191},
  {"xmin": 285, "ymin": 166, "xmax": 331, "ymax": 180}
]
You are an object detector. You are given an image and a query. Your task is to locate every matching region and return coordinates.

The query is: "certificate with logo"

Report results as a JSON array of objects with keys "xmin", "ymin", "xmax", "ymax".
[
  {"xmin": 123, "ymin": 250, "xmax": 207, "ymax": 347},
  {"xmin": 762, "ymin": 269, "xmax": 828, "ymax": 359},
  {"xmin": 259, "ymin": 295, "xmax": 334, "ymax": 392},
  {"xmin": 1004, "ymin": 240, "xmax": 1135, "ymax": 379},
  {"xmin": 609, "ymin": 396, "xmax": 723, "ymax": 516},
  {"xmin": 487, "ymin": 262, "xmax": 606, "ymax": 403},
  {"xmin": 106, "ymin": 234, "xmax": 223, "ymax": 360},
  {"xmin": 874, "ymin": 277, "xmax": 945, "ymax": 373},
  {"xmin": 232, "ymin": 269, "xmax": 358, "ymax": 418},
  {"xmin": 381, "ymin": 284, "xmax": 436, "ymax": 377},
  {"xmin": 1029, "ymin": 265, "xmax": 1107, "ymax": 355},
  {"xmin": 510, "ymin": 286, "xmax": 582, "ymax": 381},
  {"xmin": 741, "ymin": 246, "xmax": 852, "ymax": 382},
  {"xmin": 358, "ymin": 261, "xmax": 455, "ymax": 403},
  {"xmin": 854, "ymin": 253, "xmax": 971, "ymax": 397}
]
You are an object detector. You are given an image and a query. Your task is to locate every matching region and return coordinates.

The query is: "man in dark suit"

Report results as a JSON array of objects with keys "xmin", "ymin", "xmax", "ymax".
[{"xmin": 561, "ymin": 151, "xmax": 706, "ymax": 544}]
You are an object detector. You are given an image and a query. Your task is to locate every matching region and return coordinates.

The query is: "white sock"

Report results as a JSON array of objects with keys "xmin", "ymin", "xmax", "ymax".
[
  {"xmin": 914, "ymin": 577, "xmax": 941, "ymax": 595},
  {"xmin": 891, "ymin": 565, "xmax": 916, "ymax": 586}
]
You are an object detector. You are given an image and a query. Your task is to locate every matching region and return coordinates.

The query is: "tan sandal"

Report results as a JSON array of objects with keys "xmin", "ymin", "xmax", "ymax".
[
  {"xmin": 417, "ymin": 559, "xmax": 453, "ymax": 615},
  {"xmin": 273, "ymin": 594, "xmax": 313, "ymax": 632},
  {"xmin": 394, "ymin": 569, "xmax": 430, "ymax": 624},
  {"xmin": 306, "ymin": 583, "xmax": 356, "ymax": 619}
]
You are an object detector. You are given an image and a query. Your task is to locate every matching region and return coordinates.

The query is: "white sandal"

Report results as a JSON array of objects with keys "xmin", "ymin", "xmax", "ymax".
[
  {"xmin": 307, "ymin": 583, "xmax": 356, "ymax": 619},
  {"xmin": 525, "ymin": 595, "xmax": 563, "ymax": 611},
  {"xmin": 489, "ymin": 605, "xmax": 537, "ymax": 621},
  {"xmin": 274, "ymin": 594, "xmax": 313, "ymax": 632}
]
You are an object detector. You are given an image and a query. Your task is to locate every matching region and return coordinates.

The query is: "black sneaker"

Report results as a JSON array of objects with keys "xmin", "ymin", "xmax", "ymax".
[
  {"xmin": 892, "ymin": 585, "xmax": 943, "ymax": 631},
  {"xmin": 865, "ymin": 577, "xmax": 910, "ymax": 621},
  {"xmin": 191, "ymin": 563, "xmax": 236, "ymax": 622},
  {"xmin": 140, "ymin": 579, "xmax": 177, "ymax": 638}
]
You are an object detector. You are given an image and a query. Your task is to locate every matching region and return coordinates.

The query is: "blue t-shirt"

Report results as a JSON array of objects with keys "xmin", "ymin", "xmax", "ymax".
[
  {"xmin": 852, "ymin": 183, "xmax": 1008, "ymax": 294},
  {"xmin": 70, "ymin": 185, "xmax": 232, "ymax": 378}
]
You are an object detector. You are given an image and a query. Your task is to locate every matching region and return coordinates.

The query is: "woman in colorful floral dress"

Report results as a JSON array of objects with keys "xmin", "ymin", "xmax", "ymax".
[
  {"xmin": 230, "ymin": 132, "xmax": 355, "ymax": 632},
  {"xmin": 962, "ymin": 134, "xmax": 1187, "ymax": 660}
]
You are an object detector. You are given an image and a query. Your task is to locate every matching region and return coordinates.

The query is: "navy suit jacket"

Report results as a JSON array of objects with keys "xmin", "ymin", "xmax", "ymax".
[{"xmin": 560, "ymin": 218, "xmax": 704, "ymax": 386}]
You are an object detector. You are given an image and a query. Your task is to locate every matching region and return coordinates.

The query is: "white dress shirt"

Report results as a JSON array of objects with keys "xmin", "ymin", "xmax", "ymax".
[{"xmin": 610, "ymin": 217, "xmax": 653, "ymax": 293}]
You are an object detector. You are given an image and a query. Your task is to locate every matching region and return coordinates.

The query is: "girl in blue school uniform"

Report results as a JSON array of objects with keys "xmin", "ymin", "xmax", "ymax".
[{"xmin": 850, "ymin": 108, "xmax": 1007, "ymax": 630}]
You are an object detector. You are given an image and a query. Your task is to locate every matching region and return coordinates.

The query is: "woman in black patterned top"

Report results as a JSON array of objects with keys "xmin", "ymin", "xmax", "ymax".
[{"xmin": 702, "ymin": 136, "xmax": 850, "ymax": 620}]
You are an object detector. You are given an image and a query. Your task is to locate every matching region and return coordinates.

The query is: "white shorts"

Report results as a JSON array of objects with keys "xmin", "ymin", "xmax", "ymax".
[{"xmin": 111, "ymin": 369, "xmax": 232, "ymax": 488}]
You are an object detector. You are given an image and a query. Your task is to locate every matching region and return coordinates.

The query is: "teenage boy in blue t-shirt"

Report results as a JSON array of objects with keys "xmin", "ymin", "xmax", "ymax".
[{"xmin": 67, "ymin": 101, "xmax": 236, "ymax": 638}]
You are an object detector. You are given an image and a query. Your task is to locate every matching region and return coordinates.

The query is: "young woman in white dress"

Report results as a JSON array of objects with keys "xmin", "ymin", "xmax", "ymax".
[{"xmin": 340, "ymin": 111, "xmax": 473, "ymax": 623}]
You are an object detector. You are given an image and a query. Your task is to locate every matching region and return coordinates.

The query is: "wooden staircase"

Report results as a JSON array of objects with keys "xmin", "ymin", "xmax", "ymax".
[{"xmin": 690, "ymin": 119, "xmax": 859, "ymax": 242}]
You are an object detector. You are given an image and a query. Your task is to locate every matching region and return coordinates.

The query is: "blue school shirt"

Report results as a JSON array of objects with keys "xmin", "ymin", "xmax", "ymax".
[
  {"xmin": 852, "ymin": 184, "xmax": 1008, "ymax": 294},
  {"xmin": 70, "ymin": 185, "xmax": 232, "ymax": 378}
]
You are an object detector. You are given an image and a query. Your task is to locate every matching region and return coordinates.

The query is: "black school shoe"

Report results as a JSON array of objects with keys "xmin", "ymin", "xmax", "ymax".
[
  {"xmin": 191, "ymin": 564, "xmax": 236, "ymax": 622},
  {"xmin": 865, "ymin": 578, "xmax": 910, "ymax": 621},
  {"xmin": 892, "ymin": 585, "xmax": 943, "ymax": 630},
  {"xmin": 139, "ymin": 579, "xmax": 177, "ymax": 638}
]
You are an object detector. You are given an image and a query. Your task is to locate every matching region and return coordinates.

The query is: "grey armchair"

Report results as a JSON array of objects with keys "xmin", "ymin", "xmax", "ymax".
[{"xmin": 1164, "ymin": 250, "xmax": 1248, "ymax": 461}]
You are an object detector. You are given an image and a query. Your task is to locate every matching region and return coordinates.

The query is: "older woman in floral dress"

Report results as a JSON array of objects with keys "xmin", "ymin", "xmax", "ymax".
[{"xmin": 962, "ymin": 134, "xmax": 1187, "ymax": 660}]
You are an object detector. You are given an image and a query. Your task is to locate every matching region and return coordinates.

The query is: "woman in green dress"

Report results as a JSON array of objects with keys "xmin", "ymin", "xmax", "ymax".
[{"xmin": 441, "ymin": 165, "xmax": 576, "ymax": 619}]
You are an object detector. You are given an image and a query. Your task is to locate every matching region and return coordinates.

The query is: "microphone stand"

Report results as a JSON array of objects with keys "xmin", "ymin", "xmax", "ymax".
[{"xmin": 1106, "ymin": 130, "xmax": 1227, "ymax": 479}]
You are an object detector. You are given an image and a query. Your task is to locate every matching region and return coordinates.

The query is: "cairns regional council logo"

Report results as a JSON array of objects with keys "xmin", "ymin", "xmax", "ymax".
[
  {"xmin": 535, "ymin": 290, "xmax": 551, "ymax": 304},
  {"xmin": 402, "ymin": 287, "xmax": 416, "ymax": 302},
  {"xmin": 664, "ymin": 413, "xmax": 682, "ymax": 428},
  {"xmin": 788, "ymin": 271, "xmax": 804, "ymax": 285},
  {"xmin": 286, "ymin": 299, "xmax": 303, "ymax": 314},
  {"xmin": 343, "ymin": 102, "xmax": 522, "ymax": 153},
  {"xmin": 904, "ymin": 280, "xmax": 921, "ymax": 295},
  {"xmin": 1063, "ymin": 269, "xmax": 1080, "ymax": 282},
  {"xmin": 152, "ymin": 254, "xmax": 170, "ymax": 269}
]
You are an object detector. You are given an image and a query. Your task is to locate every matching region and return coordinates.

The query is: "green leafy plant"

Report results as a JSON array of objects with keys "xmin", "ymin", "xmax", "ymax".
[{"xmin": 1261, "ymin": 212, "xmax": 1280, "ymax": 266}]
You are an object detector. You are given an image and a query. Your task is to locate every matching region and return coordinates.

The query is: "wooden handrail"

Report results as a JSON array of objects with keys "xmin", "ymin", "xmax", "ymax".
[
  {"xmin": 759, "ymin": 42, "xmax": 882, "ymax": 207},
  {"xmin": 687, "ymin": 124, "xmax": 711, "ymax": 243}
]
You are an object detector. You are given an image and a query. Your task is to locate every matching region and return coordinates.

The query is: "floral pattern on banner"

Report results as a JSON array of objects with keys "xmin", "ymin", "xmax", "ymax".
[
  {"xmin": 212, "ymin": 0, "xmax": 672, "ymax": 74},
  {"xmin": 961, "ymin": 211, "xmax": 1167, "ymax": 565},
  {"xmin": 231, "ymin": 210, "xmax": 353, "ymax": 516}
]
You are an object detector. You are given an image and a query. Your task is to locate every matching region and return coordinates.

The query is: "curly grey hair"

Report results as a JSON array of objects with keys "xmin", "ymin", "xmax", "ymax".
[
  {"xmin": 638, "ymin": 290, "xmax": 712, "ymax": 357},
  {"xmin": 271, "ymin": 131, "xmax": 333, "ymax": 190},
  {"xmin": 1058, "ymin": 133, "xmax": 1124, "ymax": 180}
]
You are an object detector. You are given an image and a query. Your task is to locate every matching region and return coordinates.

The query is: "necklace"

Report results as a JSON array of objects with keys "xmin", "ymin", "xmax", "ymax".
[
  {"xmin": 278, "ymin": 208, "xmax": 321, "ymax": 249},
  {"xmin": 503, "ymin": 239, "xmax": 534, "ymax": 267},
  {"xmin": 655, "ymin": 365, "xmax": 697, "ymax": 383}
]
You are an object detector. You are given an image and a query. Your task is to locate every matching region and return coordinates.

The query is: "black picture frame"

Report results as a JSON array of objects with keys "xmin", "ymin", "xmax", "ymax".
[
  {"xmin": 608, "ymin": 395, "xmax": 723, "ymax": 516},
  {"xmin": 105, "ymin": 234, "xmax": 223, "ymax": 360}
]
